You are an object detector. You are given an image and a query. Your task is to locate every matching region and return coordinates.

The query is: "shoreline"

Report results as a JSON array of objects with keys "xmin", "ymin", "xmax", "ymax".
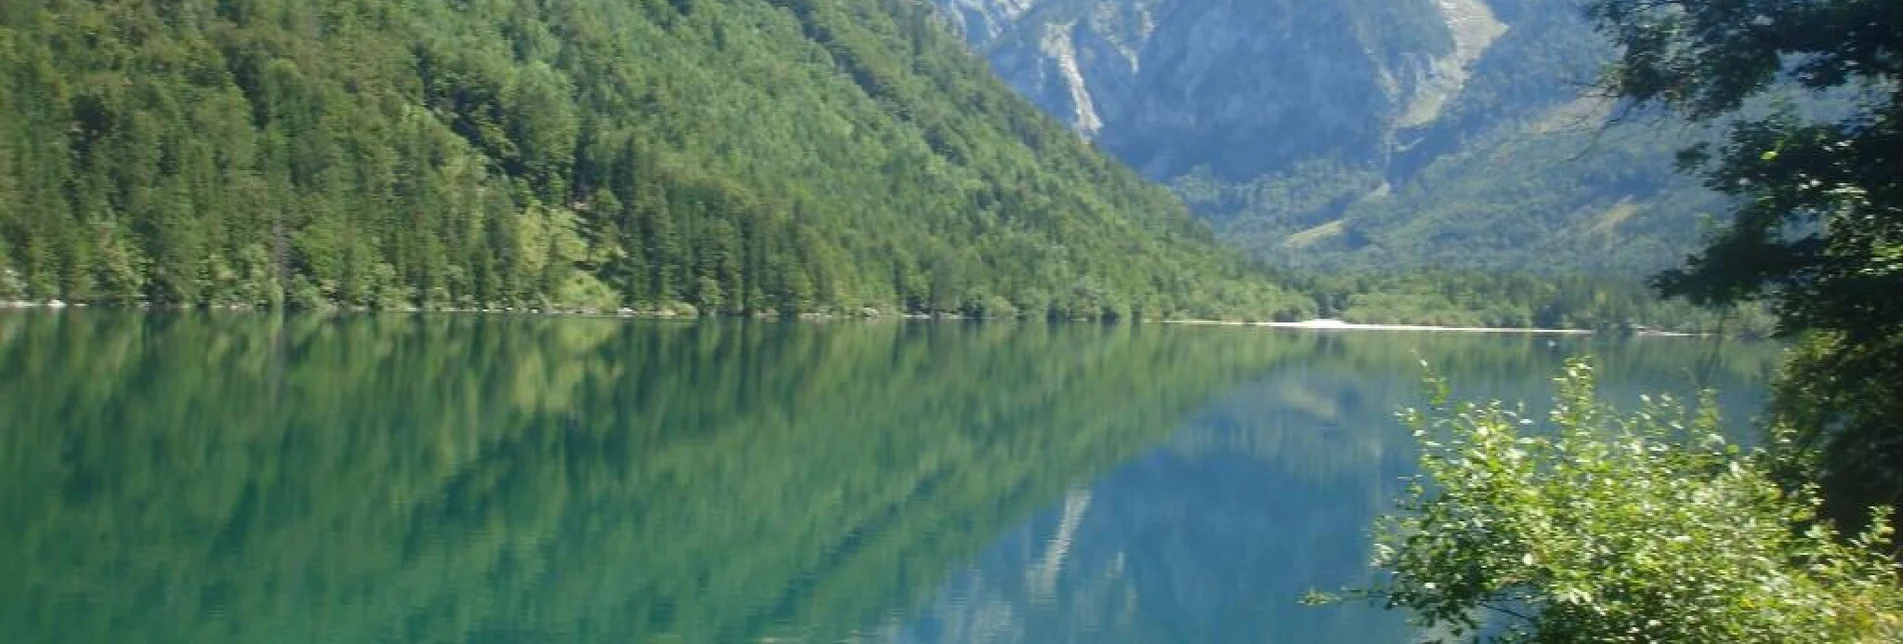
[
  {"xmin": 1165, "ymin": 318, "xmax": 1596, "ymax": 335},
  {"xmin": 2, "ymin": 303, "xmax": 1718, "ymax": 336}
]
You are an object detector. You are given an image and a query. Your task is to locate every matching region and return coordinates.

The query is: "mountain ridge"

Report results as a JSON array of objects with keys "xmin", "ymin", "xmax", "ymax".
[{"xmin": 931, "ymin": 0, "xmax": 1723, "ymax": 274}]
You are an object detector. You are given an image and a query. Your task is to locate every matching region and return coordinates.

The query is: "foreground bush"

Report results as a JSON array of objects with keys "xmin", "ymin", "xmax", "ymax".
[{"xmin": 1318, "ymin": 359, "xmax": 1902, "ymax": 643}]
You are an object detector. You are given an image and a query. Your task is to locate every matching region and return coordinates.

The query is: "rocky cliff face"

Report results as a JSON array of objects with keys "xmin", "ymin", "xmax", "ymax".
[
  {"xmin": 941, "ymin": 0, "xmax": 1505, "ymax": 180},
  {"xmin": 934, "ymin": 0, "xmax": 1714, "ymax": 273},
  {"xmin": 938, "ymin": 0, "xmax": 1042, "ymax": 45}
]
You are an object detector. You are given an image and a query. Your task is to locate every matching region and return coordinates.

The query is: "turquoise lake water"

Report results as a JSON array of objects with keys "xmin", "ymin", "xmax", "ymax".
[{"xmin": 0, "ymin": 312, "xmax": 1781, "ymax": 643}]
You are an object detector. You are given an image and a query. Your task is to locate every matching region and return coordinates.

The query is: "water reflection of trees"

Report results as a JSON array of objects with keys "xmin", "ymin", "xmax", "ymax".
[{"xmin": 0, "ymin": 313, "xmax": 1307, "ymax": 643}]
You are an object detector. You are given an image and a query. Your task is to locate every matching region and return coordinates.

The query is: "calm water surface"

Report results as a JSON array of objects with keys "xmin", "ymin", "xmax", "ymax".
[{"xmin": 0, "ymin": 312, "xmax": 1781, "ymax": 643}]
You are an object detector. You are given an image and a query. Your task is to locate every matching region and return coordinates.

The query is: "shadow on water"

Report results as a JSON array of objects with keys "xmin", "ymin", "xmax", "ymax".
[{"xmin": 0, "ymin": 312, "xmax": 1782, "ymax": 643}]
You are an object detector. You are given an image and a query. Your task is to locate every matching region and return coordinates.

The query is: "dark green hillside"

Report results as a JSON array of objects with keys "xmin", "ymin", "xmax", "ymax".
[{"xmin": 0, "ymin": 0, "xmax": 1309, "ymax": 319}]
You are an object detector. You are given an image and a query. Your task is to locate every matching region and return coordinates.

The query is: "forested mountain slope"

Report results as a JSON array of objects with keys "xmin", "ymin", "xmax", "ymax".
[
  {"xmin": 0, "ymin": 0, "xmax": 1311, "ymax": 319},
  {"xmin": 935, "ymin": 0, "xmax": 1726, "ymax": 273}
]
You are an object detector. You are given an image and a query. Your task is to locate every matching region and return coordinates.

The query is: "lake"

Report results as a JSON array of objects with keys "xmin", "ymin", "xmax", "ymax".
[{"xmin": 0, "ymin": 312, "xmax": 1782, "ymax": 643}]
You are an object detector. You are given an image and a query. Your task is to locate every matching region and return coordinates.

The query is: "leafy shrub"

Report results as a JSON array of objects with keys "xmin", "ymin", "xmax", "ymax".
[{"xmin": 1317, "ymin": 359, "xmax": 1903, "ymax": 643}]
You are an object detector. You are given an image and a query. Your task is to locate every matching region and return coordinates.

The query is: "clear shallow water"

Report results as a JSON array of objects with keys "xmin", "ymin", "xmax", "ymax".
[{"xmin": 0, "ymin": 312, "xmax": 1781, "ymax": 643}]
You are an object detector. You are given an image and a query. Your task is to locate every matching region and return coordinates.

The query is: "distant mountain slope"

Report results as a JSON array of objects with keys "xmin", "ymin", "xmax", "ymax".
[
  {"xmin": 0, "ymin": 0, "xmax": 1309, "ymax": 319},
  {"xmin": 934, "ymin": 0, "xmax": 1724, "ymax": 274},
  {"xmin": 941, "ymin": 0, "xmax": 1462, "ymax": 180}
]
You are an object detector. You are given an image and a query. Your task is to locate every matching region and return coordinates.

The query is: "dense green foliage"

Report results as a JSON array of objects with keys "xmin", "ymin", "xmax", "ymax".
[
  {"xmin": 1770, "ymin": 332, "xmax": 1903, "ymax": 538},
  {"xmin": 0, "ymin": 0, "xmax": 1310, "ymax": 319},
  {"xmin": 0, "ymin": 312, "xmax": 1305, "ymax": 642},
  {"xmin": 1279, "ymin": 269, "xmax": 1773, "ymax": 333},
  {"xmin": 1587, "ymin": 0, "xmax": 1903, "ymax": 532},
  {"xmin": 1327, "ymin": 360, "xmax": 1903, "ymax": 643}
]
